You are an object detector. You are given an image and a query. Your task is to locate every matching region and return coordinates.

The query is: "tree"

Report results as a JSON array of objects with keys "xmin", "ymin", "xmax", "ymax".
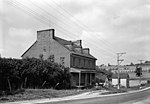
[
  {"xmin": 145, "ymin": 61, "xmax": 150, "ymax": 64},
  {"xmin": 130, "ymin": 62, "xmax": 134, "ymax": 66},
  {"xmin": 135, "ymin": 65, "xmax": 142, "ymax": 86},
  {"xmin": 0, "ymin": 57, "xmax": 72, "ymax": 93},
  {"xmin": 135, "ymin": 66, "xmax": 142, "ymax": 77}
]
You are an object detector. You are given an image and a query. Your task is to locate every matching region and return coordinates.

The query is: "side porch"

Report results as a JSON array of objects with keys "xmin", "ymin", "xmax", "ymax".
[{"xmin": 70, "ymin": 68, "xmax": 96, "ymax": 88}]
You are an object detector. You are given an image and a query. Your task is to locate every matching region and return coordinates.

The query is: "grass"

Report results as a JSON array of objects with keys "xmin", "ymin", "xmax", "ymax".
[
  {"xmin": 0, "ymin": 89, "xmax": 89, "ymax": 103},
  {"xmin": 1, "ymin": 83, "xmax": 150, "ymax": 103},
  {"xmin": 127, "ymin": 83, "xmax": 150, "ymax": 91},
  {"xmin": 100, "ymin": 86, "xmax": 127, "ymax": 95},
  {"xmin": 101, "ymin": 83, "xmax": 150, "ymax": 95}
]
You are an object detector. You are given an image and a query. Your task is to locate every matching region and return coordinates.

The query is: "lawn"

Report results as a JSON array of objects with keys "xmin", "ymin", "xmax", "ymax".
[
  {"xmin": 1, "ymin": 84, "xmax": 150, "ymax": 103},
  {"xmin": 0, "ymin": 89, "xmax": 89, "ymax": 103}
]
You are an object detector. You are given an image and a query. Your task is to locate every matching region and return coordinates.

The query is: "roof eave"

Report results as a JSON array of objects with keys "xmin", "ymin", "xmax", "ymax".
[{"xmin": 21, "ymin": 41, "xmax": 37, "ymax": 57}]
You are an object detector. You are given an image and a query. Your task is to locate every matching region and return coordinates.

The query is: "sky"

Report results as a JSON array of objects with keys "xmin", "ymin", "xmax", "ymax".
[{"xmin": 0, "ymin": 0, "xmax": 150, "ymax": 65}]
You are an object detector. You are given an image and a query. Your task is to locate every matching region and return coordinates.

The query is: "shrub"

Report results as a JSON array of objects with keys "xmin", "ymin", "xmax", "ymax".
[{"xmin": 0, "ymin": 58, "xmax": 72, "ymax": 94}]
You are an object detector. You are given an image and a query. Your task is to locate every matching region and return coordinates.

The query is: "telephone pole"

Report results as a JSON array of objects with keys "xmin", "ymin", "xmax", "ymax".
[
  {"xmin": 117, "ymin": 52, "xmax": 126, "ymax": 89},
  {"xmin": 138, "ymin": 60, "xmax": 145, "ymax": 64}
]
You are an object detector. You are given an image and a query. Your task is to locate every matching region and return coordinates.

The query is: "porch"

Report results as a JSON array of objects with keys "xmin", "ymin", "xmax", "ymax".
[{"xmin": 70, "ymin": 68, "xmax": 96, "ymax": 87}]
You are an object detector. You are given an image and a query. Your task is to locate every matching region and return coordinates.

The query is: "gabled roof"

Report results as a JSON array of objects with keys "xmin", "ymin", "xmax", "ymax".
[
  {"xmin": 71, "ymin": 52, "xmax": 97, "ymax": 60},
  {"xmin": 21, "ymin": 41, "xmax": 37, "ymax": 57},
  {"xmin": 54, "ymin": 36, "xmax": 97, "ymax": 60},
  {"xmin": 54, "ymin": 36, "xmax": 72, "ymax": 45},
  {"xmin": 21, "ymin": 33, "xmax": 97, "ymax": 60},
  {"xmin": 112, "ymin": 73, "xmax": 129, "ymax": 79}
]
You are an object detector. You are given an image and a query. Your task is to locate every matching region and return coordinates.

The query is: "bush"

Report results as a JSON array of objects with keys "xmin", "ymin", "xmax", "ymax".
[{"xmin": 0, "ymin": 58, "xmax": 72, "ymax": 94}]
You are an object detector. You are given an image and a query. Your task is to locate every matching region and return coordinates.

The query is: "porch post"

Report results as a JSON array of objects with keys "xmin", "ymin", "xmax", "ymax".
[
  {"xmin": 85, "ymin": 73, "xmax": 87, "ymax": 86},
  {"xmin": 90, "ymin": 73, "xmax": 92, "ymax": 85},
  {"xmin": 79, "ymin": 72, "xmax": 81, "ymax": 86}
]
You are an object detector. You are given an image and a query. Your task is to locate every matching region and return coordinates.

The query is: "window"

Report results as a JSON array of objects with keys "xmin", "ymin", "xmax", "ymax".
[
  {"xmin": 84, "ymin": 59, "xmax": 86, "ymax": 68},
  {"xmin": 73, "ymin": 57, "xmax": 75, "ymax": 67},
  {"xmin": 48, "ymin": 55, "xmax": 54, "ymax": 62},
  {"xmin": 79, "ymin": 58, "xmax": 81, "ymax": 67},
  {"xmin": 92, "ymin": 61, "xmax": 95, "ymax": 68},
  {"xmin": 60, "ymin": 57, "xmax": 65, "ymax": 66},
  {"xmin": 90, "ymin": 61, "xmax": 92, "ymax": 68},
  {"xmin": 88, "ymin": 60, "xmax": 90, "ymax": 68},
  {"xmin": 75, "ymin": 58, "xmax": 79, "ymax": 67}
]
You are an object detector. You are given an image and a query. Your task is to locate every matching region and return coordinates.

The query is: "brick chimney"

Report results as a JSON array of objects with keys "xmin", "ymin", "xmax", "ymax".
[
  {"xmin": 73, "ymin": 40, "xmax": 82, "ymax": 47},
  {"xmin": 37, "ymin": 29, "xmax": 54, "ymax": 42},
  {"xmin": 82, "ymin": 48, "xmax": 90, "ymax": 54}
]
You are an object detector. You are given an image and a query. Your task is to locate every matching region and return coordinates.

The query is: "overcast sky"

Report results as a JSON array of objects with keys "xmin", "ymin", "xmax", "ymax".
[{"xmin": 0, "ymin": 0, "xmax": 150, "ymax": 65}]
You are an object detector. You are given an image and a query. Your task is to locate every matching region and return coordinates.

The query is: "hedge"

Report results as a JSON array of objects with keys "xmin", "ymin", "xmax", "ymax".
[{"xmin": 0, "ymin": 57, "xmax": 72, "ymax": 94}]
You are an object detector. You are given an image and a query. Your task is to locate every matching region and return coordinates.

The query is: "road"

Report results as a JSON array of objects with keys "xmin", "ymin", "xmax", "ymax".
[{"xmin": 41, "ymin": 88, "xmax": 150, "ymax": 104}]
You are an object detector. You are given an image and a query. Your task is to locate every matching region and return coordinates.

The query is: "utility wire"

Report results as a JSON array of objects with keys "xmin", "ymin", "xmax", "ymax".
[
  {"xmin": 8, "ymin": 0, "xmax": 116, "ymax": 58},
  {"xmin": 29, "ymin": 0, "xmax": 117, "ymax": 55},
  {"xmin": 24, "ymin": 0, "xmax": 116, "ymax": 57},
  {"xmin": 28, "ymin": 0, "xmax": 116, "ymax": 56},
  {"xmin": 29, "ymin": 0, "xmax": 79, "ymax": 36},
  {"xmin": 50, "ymin": 0, "xmax": 118, "ymax": 53},
  {"xmin": 10, "ymin": 0, "xmax": 79, "ymax": 38},
  {"xmin": 41, "ymin": 0, "xmax": 117, "ymax": 54}
]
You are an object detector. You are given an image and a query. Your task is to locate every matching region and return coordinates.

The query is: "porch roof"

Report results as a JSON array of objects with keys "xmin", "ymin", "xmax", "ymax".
[{"xmin": 70, "ymin": 68, "xmax": 96, "ymax": 73}]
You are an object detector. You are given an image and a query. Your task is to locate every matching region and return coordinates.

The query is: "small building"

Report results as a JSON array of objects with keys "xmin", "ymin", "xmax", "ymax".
[
  {"xmin": 21, "ymin": 29, "xmax": 97, "ymax": 88},
  {"xmin": 111, "ymin": 73, "xmax": 129, "ymax": 88}
]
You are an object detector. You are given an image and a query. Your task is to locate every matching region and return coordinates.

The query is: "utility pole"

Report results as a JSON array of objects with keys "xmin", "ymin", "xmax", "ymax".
[
  {"xmin": 138, "ymin": 60, "xmax": 145, "ymax": 64},
  {"xmin": 117, "ymin": 52, "xmax": 126, "ymax": 89}
]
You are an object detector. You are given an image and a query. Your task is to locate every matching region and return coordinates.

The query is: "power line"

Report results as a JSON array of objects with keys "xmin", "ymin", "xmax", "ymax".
[
  {"xmin": 15, "ymin": 0, "xmax": 116, "ymax": 57},
  {"xmin": 29, "ymin": 0, "xmax": 80, "ymax": 35},
  {"xmin": 37, "ymin": 0, "xmax": 117, "ymax": 56},
  {"xmin": 28, "ymin": 0, "xmax": 116, "ymax": 56},
  {"xmin": 50, "ymin": 0, "xmax": 118, "ymax": 53},
  {"xmin": 8, "ymin": 0, "xmax": 116, "ymax": 59},
  {"xmin": 28, "ymin": 0, "xmax": 116, "ymax": 57},
  {"xmin": 32, "ymin": 0, "xmax": 117, "ymax": 54},
  {"xmin": 10, "ymin": 0, "xmax": 79, "ymax": 37}
]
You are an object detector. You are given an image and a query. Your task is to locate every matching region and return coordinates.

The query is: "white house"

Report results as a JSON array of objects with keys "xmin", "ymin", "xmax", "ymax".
[{"xmin": 112, "ymin": 73, "xmax": 129, "ymax": 88}]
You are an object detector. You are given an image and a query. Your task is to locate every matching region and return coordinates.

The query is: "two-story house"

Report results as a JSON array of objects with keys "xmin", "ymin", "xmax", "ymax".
[{"xmin": 21, "ymin": 29, "xmax": 97, "ymax": 87}]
